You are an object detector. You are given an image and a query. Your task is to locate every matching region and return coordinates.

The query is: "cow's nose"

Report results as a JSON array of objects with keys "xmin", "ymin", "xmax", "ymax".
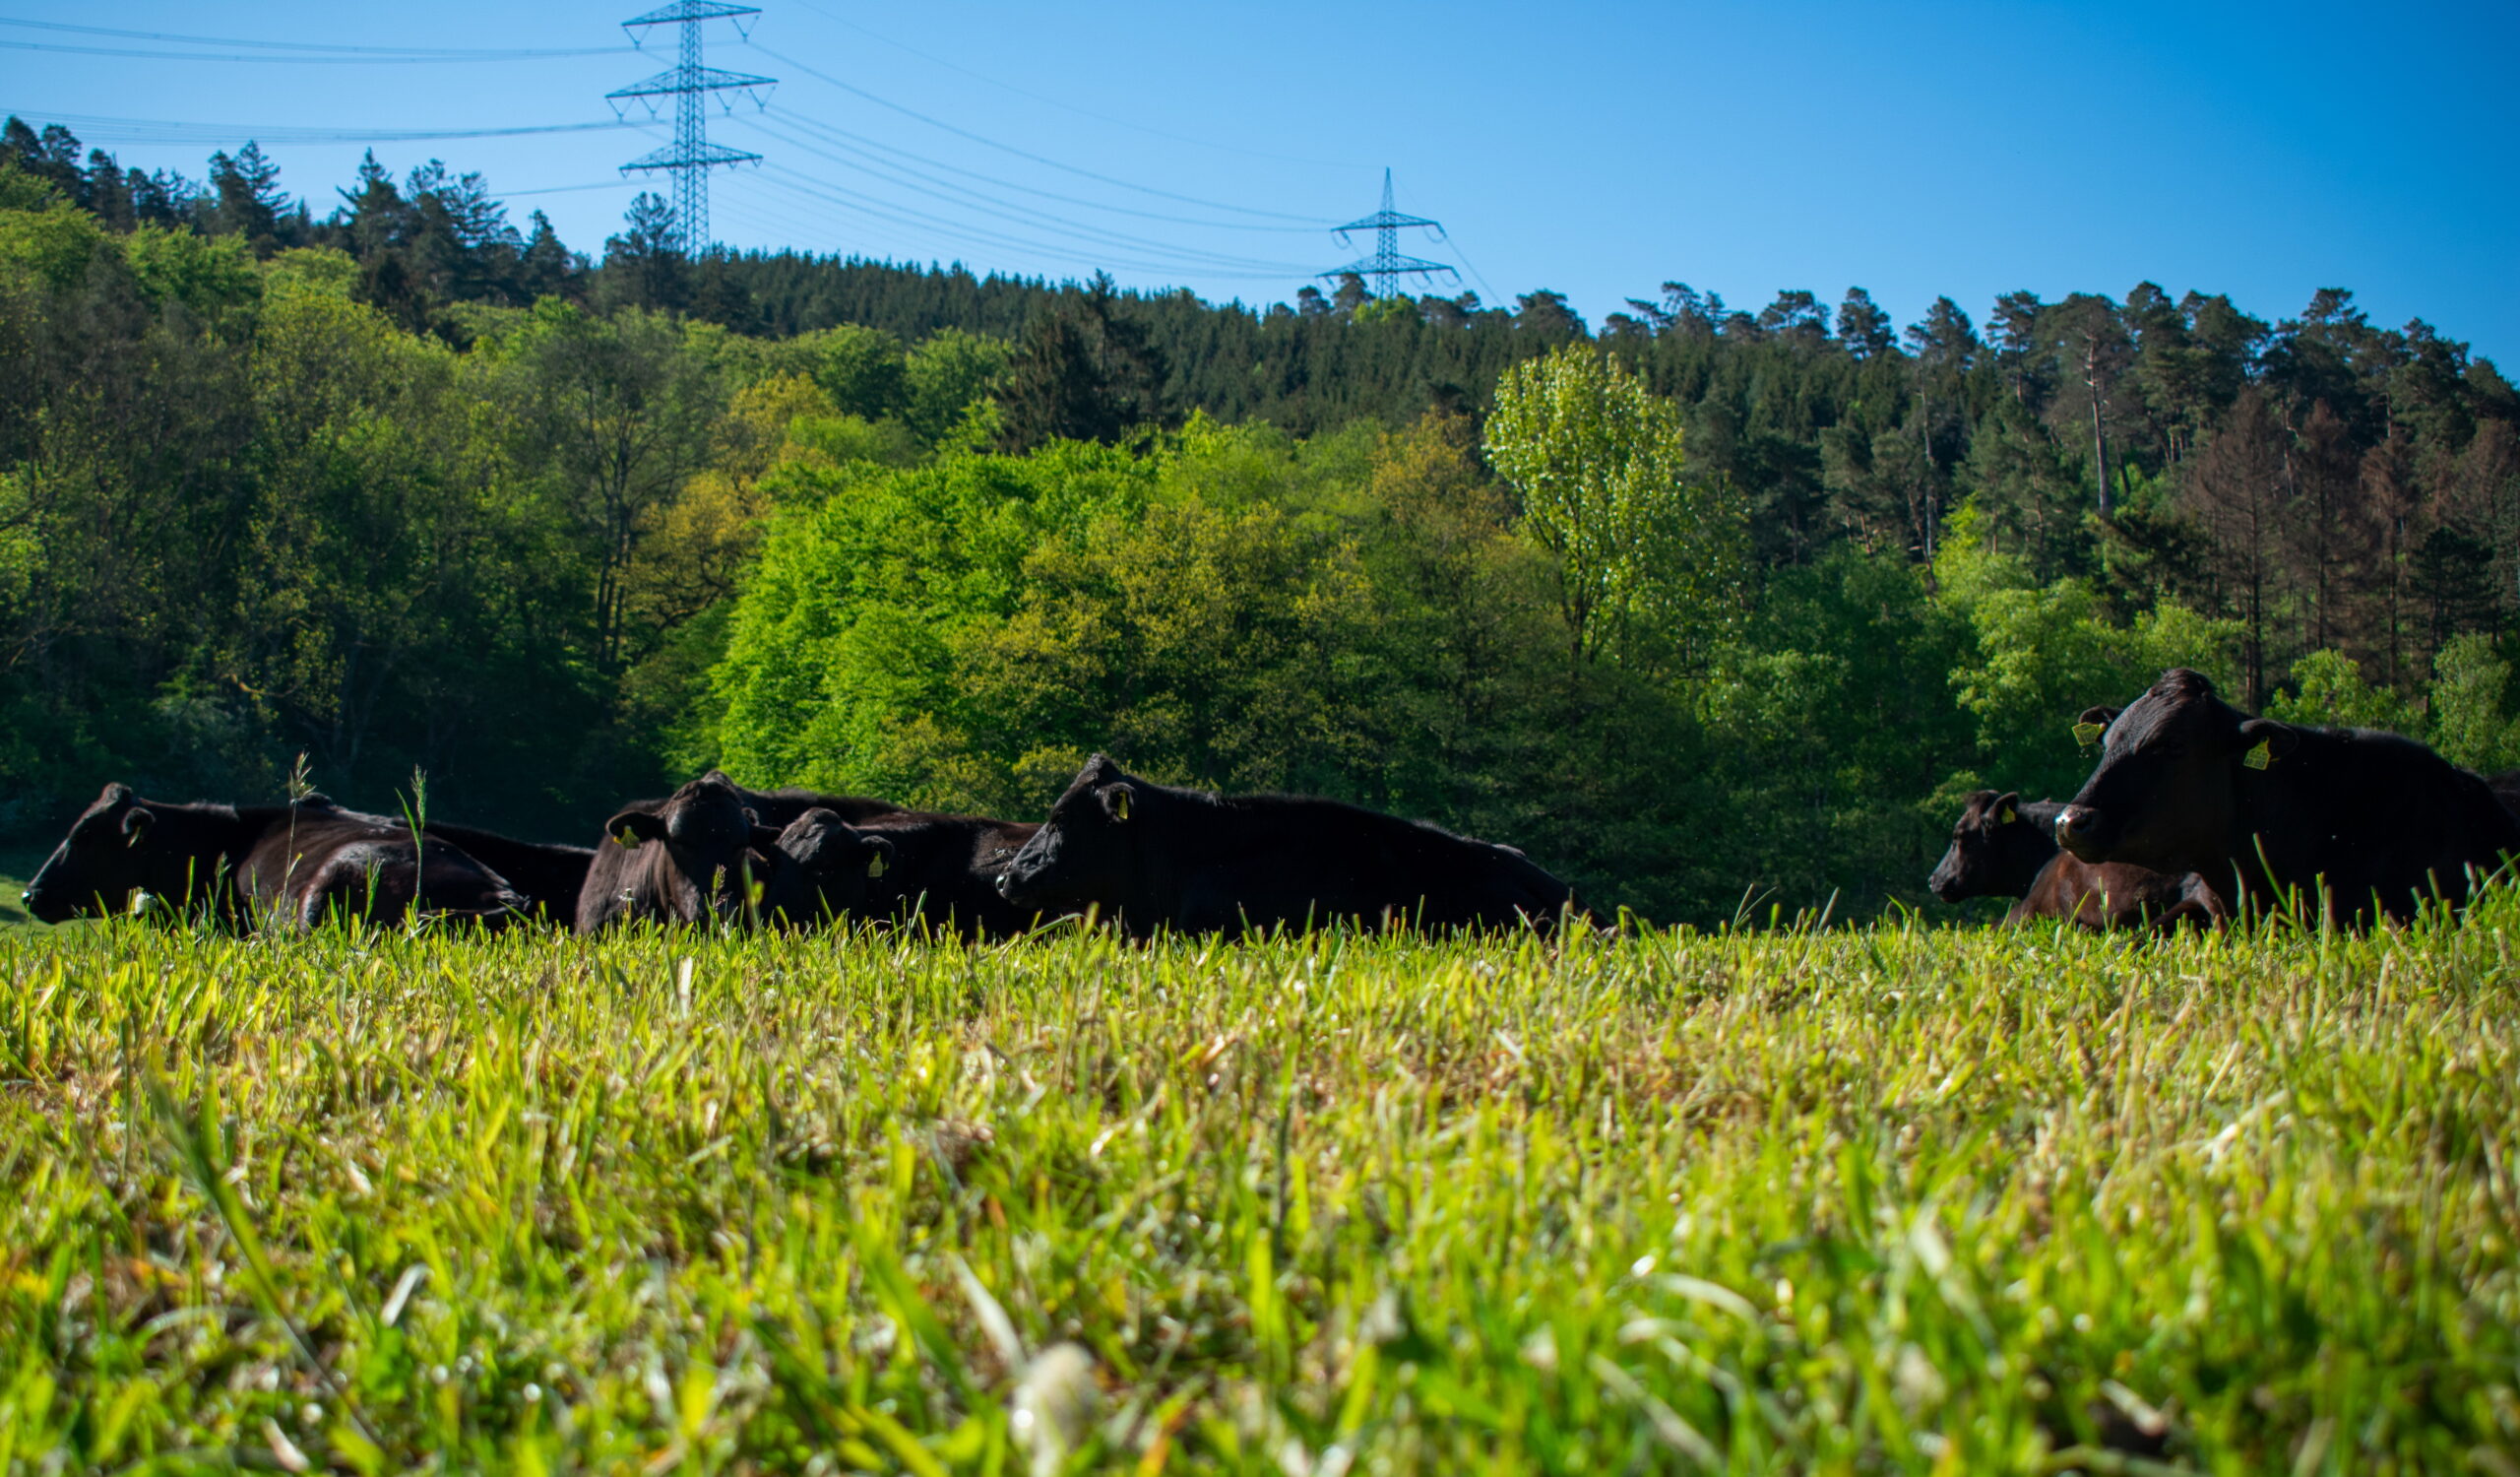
[{"xmin": 2054, "ymin": 806, "xmax": 2094, "ymax": 845}]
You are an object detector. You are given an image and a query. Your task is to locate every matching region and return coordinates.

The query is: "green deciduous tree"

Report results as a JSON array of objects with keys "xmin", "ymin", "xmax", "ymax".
[{"xmin": 1485, "ymin": 345, "xmax": 1747, "ymax": 673}]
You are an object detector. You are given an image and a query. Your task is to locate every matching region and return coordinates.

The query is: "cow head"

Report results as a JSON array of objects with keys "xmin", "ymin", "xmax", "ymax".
[
  {"xmin": 1927, "ymin": 790, "xmax": 2045, "ymax": 903},
  {"xmin": 23, "ymin": 783, "xmax": 199, "ymax": 924},
  {"xmin": 602, "ymin": 771, "xmax": 767, "ymax": 922},
  {"xmin": 996, "ymin": 754, "xmax": 1142, "ymax": 915},
  {"xmin": 2053, "ymin": 670, "xmax": 2295, "ymax": 871},
  {"xmin": 761, "ymin": 807, "xmax": 896, "ymax": 925}
]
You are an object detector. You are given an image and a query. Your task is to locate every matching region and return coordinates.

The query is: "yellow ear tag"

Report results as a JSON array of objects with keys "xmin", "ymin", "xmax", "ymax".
[
  {"xmin": 1997, "ymin": 804, "xmax": 2016, "ymax": 824},
  {"xmin": 2242, "ymin": 739, "xmax": 2273, "ymax": 770},
  {"xmin": 867, "ymin": 854, "xmax": 888, "ymax": 877},
  {"xmin": 2072, "ymin": 721, "xmax": 2106, "ymax": 745},
  {"xmin": 1111, "ymin": 788, "xmax": 1132, "ymax": 821}
]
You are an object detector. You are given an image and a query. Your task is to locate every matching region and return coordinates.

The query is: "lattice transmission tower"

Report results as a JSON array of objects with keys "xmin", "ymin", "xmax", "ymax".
[
  {"xmin": 1318, "ymin": 168, "xmax": 1457, "ymax": 299},
  {"xmin": 605, "ymin": 1, "xmax": 775, "ymax": 252}
]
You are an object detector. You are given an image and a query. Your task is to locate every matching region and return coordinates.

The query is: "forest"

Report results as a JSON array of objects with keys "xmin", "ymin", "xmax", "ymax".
[{"xmin": 6, "ymin": 115, "xmax": 2518, "ymax": 924}]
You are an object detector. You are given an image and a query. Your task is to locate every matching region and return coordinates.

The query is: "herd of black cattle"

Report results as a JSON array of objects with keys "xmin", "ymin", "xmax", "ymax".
[{"xmin": 22, "ymin": 669, "xmax": 2520, "ymax": 937}]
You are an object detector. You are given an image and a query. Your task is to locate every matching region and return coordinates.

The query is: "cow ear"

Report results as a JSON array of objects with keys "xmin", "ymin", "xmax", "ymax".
[
  {"xmin": 1993, "ymin": 791, "xmax": 2020, "ymax": 826},
  {"xmin": 121, "ymin": 806, "xmax": 156, "ymax": 849},
  {"xmin": 2236, "ymin": 718, "xmax": 2299, "ymax": 768},
  {"xmin": 2072, "ymin": 706, "xmax": 2118, "ymax": 745},
  {"xmin": 1100, "ymin": 783, "xmax": 1135, "ymax": 823},
  {"xmin": 865, "ymin": 836, "xmax": 895, "ymax": 877},
  {"xmin": 606, "ymin": 809, "xmax": 666, "ymax": 847}
]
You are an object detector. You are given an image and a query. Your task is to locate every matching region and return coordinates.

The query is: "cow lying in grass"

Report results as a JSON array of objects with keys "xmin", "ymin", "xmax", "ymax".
[
  {"xmin": 1928, "ymin": 789, "xmax": 2225, "ymax": 930},
  {"xmin": 403, "ymin": 821, "xmax": 592, "ymax": 927},
  {"xmin": 996, "ymin": 754, "xmax": 1578, "ymax": 937},
  {"xmin": 855, "ymin": 811, "xmax": 1043, "ymax": 938},
  {"xmin": 22, "ymin": 784, "xmax": 524, "ymax": 930},
  {"xmin": 2055, "ymin": 668, "xmax": 2520, "ymax": 924},
  {"xmin": 575, "ymin": 771, "xmax": 899, "ymax": 931}
]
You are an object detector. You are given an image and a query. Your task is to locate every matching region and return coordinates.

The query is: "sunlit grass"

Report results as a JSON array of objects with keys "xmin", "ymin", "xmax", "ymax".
[{"xmin": 2, "ymin": 901, "xmax": 2516, "ymax": 1473}]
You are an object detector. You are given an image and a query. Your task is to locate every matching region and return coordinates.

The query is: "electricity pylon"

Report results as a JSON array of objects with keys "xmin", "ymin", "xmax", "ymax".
[
  {"xmin": 1318, "ymin": 168, "xmax": 1456, "ymax": 299},
  {"xmin": 606, "ymin": 0, "xmax": 775, "ymax": 252}
]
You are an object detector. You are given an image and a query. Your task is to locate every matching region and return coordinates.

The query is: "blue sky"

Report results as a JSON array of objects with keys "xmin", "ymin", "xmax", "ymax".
[{"xmin": 4, "ymin": 0, "xmax": 2514, "ymax": 364}]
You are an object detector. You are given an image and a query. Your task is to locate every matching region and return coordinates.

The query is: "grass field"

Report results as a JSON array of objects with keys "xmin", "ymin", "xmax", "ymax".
[
  {"xmin": 1, "ymin": 904, "xmax": 2516, "ymax": 1474},
  {"xmin": 0, "ymin": 848, "xmax": 42, "ymax": 931}
]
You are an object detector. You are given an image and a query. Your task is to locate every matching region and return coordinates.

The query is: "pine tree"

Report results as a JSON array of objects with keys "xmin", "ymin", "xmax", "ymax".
[
  {"xmin": 206, "ymin": 141, "xmax": 291, "ymax": 255},
  {"xmin": 603, "ymin": 192, "xmax": 688, "ymax": 313},
  {"xmin": 1835, "ymin": 288, "xmax": 1895, "ymax": 359},
  {"xmin": 993, "ymin": 273, "xmax": 1167, "ymax": 452},
  {"xmin": 520, "ymin": 211, "xmax": 578, "ymax": 301}
]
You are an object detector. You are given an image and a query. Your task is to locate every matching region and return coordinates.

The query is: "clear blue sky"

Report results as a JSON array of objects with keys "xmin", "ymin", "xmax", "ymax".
[{"xmin": 5, "ymin": 0, "xmax": 2514, "ymax": 365}]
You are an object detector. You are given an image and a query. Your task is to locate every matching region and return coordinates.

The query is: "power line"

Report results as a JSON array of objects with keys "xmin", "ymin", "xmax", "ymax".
[
  {"xmin": 3, "ymin": 110, "xmax": 641, "ymax": 146},
  {"xmin": 751, "ymin": 164, "xmax": 1285, "ymax": 278},
  {"xmin": 749, "ymin": 167, "xmax": 1302, "ymax": 281},
  {"xmin": 0, "ymin": 38, "xmax": 621, "ymax": 65},
  {"xmin": 0, "ymin": 16, "xmax": 626, "ymax": 57},
  {"xmin": 504, "ymin": 180, "xmax": 646, "ymax": 197},
  {"xmin": 748, "ymin": 40, "xmax": 1327, "ymax": 225},
  {"xmin": 1442, "ymin": 235, "xmax": 1505, "ymax": 308},
  {"xmin": 761, "ymin": 106, "xmax": 1326, "ymax": 234},
  {"xmin": 782, "ymin": 0, "xmax": 1361, "ymax": 171},
  {"xmin": 738, "ymin": 114, "xmax": 1316, "ymax": 274}
]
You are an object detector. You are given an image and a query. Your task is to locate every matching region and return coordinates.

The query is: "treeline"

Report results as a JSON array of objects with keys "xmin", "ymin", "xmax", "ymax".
[{"xmin": 5, "ymin": 116, "xmax": 2518, "ymax": 921}]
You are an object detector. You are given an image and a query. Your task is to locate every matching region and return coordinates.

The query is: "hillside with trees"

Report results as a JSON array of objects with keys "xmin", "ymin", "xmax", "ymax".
[{"xmin": 5, "ymin": 115, "xmax": 2516, "ymax": 921}]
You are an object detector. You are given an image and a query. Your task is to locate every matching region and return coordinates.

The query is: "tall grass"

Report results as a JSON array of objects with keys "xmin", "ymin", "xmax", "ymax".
[{"xmin": 1, "ymin": 902, "xmax": 2515, "ymax": 1472}]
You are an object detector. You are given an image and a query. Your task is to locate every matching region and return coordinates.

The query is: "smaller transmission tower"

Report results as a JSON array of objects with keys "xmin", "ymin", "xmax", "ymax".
[
  {"xmin": 606, "ymin": 0, "xmax": 775, "ymax": 252},
  {"xmin": 1318, "ymin": 168, "xmax": 1457, "ymax": 299}
]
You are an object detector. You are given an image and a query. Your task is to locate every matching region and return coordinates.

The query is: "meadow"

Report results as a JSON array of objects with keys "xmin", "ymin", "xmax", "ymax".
[{"xmin": 1, "ymin": 904, "xmax": 2515, "ymax": 1475}]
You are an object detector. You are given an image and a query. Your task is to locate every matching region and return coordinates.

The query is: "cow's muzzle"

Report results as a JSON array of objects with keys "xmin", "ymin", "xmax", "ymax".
[{"xmin": 2053, "ymin": 805, "xmax": 2103, "ymax": 860}]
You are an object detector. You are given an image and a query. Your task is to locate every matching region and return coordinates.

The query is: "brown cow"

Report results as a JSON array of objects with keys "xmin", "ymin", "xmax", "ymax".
[{"xmin": 1928, "ymin": 789, "xmax": 2225, "ymax": 930}]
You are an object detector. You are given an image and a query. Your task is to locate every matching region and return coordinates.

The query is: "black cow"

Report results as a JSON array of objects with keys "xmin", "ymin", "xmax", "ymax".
[
  {"xmin": 1929, "ymin": 789, "xmax": 2225, "ymax": 930},
  {"xmin": 257, "ymin": 803, "xmax": 595, "ymax": 929},
  {"xmin": 406, "ymin": 822, "xmax": 592, "ymax": 926},
  {"xmin": 852, "ymin": 811, "xmax": 1043, "ymax": 938},
  {"xmin": 995, "ymin": 754, "xmax": 1577, "ymax": 936},
  {"xmin": 23, "ymin": 785, "xmax": 524, "ymax": 930},
  {"xmin": 575, "ymin": 772, "xmax": 900, "ymax": 931},
  {"xmin": 2054, "ymin": 669, "xmax": 2520, "ymax": 923},
  {"xmin": 757, "ymin": 807, "xmax": 899, "ymax": 928}
]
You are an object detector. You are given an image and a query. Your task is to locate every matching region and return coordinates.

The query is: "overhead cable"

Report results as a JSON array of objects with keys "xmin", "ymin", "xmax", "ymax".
[
  {"xmin": 0, "ymin": 38, "xmax": 621, "ymax": 65},
  {"xmin": 763, "ymin": 106, "xmax": 1325, "ymax": 233},
  {"xmin": 747, "ymin": 40, "xmax": 1328, "ymax": 224},
  {"xmin": 750, "ymin": 167, "xmax": 1301, "ymax": 281},
  {"xmin": 3, "ymin": 109, "xmax": 639, "ymax": 145},
  {"xmin": 0, "ymin": 17, "xmax": 624, "ymax": 58},
  {"xmin": 504, "ymin": 180, "xmax": 646, "ymax": 197},
  {"xmin": 784, "ymin": 0, "xmax": 1361, "ymax": 170},
  {"xmin": 740, "ymin": 114, "xmax": 1316, "ymax": 274}
]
